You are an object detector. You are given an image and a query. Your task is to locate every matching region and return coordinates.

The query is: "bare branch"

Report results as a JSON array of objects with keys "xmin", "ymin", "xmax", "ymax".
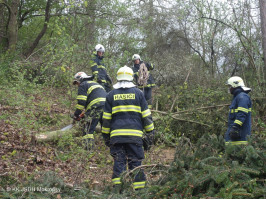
[{"xmin": 124, "ymin": 164, "xmax": 170, "ymax": 179}]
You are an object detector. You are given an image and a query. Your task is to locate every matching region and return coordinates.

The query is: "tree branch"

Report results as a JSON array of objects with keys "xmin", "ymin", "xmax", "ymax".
[
  {"xmin": 171, "ymin": 104, "xmax": 230, "ymax": 115},
  {"xmin": 0, "ymin": 2, "xmax": 11, "ymax": 31},
  {"xmin": 24, "ymin": 0, "xmax": 52, "ymax": 57},
  {"xmin": 181, "ymin": 26, "xmax": 209, "ymax": 68},
  {"xmin": 151, "ymin": 110, "xmax": 211, "ymax": 127},
  {"xmin": 124, "ymin": 164, "xmax": 170, "ymax": 179},
  {"xmin": 200, "ymin": 16, "xmax": 257, "ymax": 71},
  {"xmin": 0, "ymin": 144, "xmax": 37, "ymax": 153},
  {"xmin": 170, "ymin": 67, "xmax": 192, "ymax": 112}
]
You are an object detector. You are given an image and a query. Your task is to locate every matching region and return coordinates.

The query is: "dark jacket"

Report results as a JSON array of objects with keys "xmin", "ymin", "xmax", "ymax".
[
  {"xmin": 74, "ymin": 80, "xmax": 107, "ymax": 117},
  {"xmin": 102, "ymin": 87, "xmax": 154, "ymax": 145},
  {"xmin": 90, "ymin": 51, "xmax": 112, "ymax": 84},
  {"xmin": 225, "ymin": 87, "xmax": 252, "ymax": 144},
  {"xmin": 133, "ymin": 61, "xmax": 155, "ymax": 88}
]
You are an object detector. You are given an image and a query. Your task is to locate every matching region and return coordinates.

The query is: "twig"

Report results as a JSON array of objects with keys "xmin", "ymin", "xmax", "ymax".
[
  {"xmin": 91, "ymin": 190, "xmax": 103, "ymax": 195},
  {"xmin": 0, "ymin": 145, "xmax": 37, "ymax": 153},
  {"xmin": 151, "ymin": 110, "xmax": 211, "ymax": 127},
  {"xmin": 171, "ymin": 116, "xmax": 211, "ymax": 127},
  {"xmin": 184, "ymin": 67, "xmax": 192, "ymax": 83},
  {"xmin": 152, "ymin": 104, "xmax": 230, "ymax": 116},
  {"xmin": 0, "ymin": 105, "xmax": 22, "ymax": 110},
  {"xmin": 73, "ymin": 164, "xmax": 86, "ymax": 186},
  {"xmin": 147, "ymin": 169, "xmax": 169, "ymax": 176},
  {"xmin": 20, "ymin": 191, "xmax": 26, "ymax": 199},
  {"xmin": 170, "ymin": 95, "xmax": 178, "ymax": 113},
  {"xmin": 124, "ymin": 164, "xmax": 170, "ymax": 179},
  {"xmin": 172, "ymin": 104, "xmax": 230, "ymax": 116},
  {"xmin": 151, "ymin": 110, "xmax": 170, "ymax": 115},
  {"xmin": 170, "ymin": 67, "xmax": 192, "ymax": 113},
  {"xmin": 0, "ymin": 172, "xmax": 9, "ymax": 176},
  {"xmin": 149, "ymin": 164, "xmax": 157, "ymax": 174},
  {"xmin": 25, "ymin": 42, "xmax": 51, "ymax": 61}
]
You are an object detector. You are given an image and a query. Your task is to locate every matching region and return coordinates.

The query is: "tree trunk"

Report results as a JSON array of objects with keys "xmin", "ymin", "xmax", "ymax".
[
  {"xmin": 24, "ymin": 0, "xmax": 51, "ymax": 57},
  {"xmin": 7, "ymin": 0, "xmax": 19, "ymax": 52},
  {"xmin": 85, "ymin": 0, "xmax": 96, "ymax": 50},
  {"xmin": 259, "ymin": 0, "xmax": 266, "ymax": 82},
  {"xmin": 0, "ymin": 4, "xmax": 4, "ymax": 41},
  {"xmin": 0, "ymin": 4, "xmax": 7, "ymax": 50}
]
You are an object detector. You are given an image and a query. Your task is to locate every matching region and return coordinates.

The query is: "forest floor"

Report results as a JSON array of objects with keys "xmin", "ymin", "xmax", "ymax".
[
  {"xmin": 0, "ymin": 88, "xmax": 175, "ymax": 197},
  {"xmin": 1, "ymin": 86, "xmax": 265, "ymax": 199}
]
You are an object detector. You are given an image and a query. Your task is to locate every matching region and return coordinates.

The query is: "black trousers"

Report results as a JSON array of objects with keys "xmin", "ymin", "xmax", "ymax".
[
  {"xmin": 83, "ymin": 106, "xmax": 103, "ymax": 137},
  {"xmin": 110, "ymin": 143, "xmax": 146, "ymax": 189},
  {"xmin": 142, "ymin": 87, "xmax": 152, "ymax": 108}
]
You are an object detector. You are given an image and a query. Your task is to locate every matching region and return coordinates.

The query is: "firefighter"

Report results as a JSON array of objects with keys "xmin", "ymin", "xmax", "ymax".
[
  {"xmin": 101, "ymin": 66, "xmax": 154, "ymax": 192},
  {"xmin": 73, "ymin": 72, "xmax": 107, "ymax": 150},
  {"xmin": 90, "ymin": 44, "xmax": 112, "ymax": 92},
  {"xmin": 225, "ymin": 76, "xmax": 252, "ymax": 145},
  {"xmin": 132, "ymin": 54, "xmax": 155, "ymax": 109}
]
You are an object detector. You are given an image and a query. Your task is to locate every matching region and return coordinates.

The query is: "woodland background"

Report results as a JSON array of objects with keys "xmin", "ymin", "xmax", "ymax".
[{"xmin": 0, "ymin": 0, "xmax": 265, "ymax": 198}]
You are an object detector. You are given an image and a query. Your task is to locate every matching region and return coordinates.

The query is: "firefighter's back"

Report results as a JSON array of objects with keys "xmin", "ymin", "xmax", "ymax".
[{"xmin": 106, "ymin": 87, "xmax": 145, "ymax": 145}]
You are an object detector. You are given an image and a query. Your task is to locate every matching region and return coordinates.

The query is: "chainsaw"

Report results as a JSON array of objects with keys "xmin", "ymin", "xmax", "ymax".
[
  {"xmin": 35, "ymin": 112, "xmax": 86, "ymax": 142},
  {"xmin": 60, "ymin": 112, "xmax": 85, "ymax": 131}
]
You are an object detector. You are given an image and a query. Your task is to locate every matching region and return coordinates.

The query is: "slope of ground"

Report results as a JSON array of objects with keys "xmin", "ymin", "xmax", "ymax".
[{"xmin": 0, "ymin": 88, "xmax": 175, "ymax": 198}]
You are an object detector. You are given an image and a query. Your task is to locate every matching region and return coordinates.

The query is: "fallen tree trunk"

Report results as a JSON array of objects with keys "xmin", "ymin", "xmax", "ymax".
[
  {"xmin": 35, "ymin": 103, "xmax": 244, "ymax": 143},
  {"xmin": 35, "ymin": 124, "xmax": 102, "ymax": 143}
]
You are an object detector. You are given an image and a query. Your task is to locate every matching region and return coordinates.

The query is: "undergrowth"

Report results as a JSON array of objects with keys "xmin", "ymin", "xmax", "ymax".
[
  {"xmin": 1, "ymin": 133, "xmax": 265, "ymax": 199},
  {"xmin": 0, "ymin": 62, "xmax": 265, "ymax": 198}
]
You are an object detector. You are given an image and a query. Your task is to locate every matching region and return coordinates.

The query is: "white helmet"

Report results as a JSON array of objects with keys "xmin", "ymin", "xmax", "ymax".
[
  {"xmin": 226, "ymin": 76, "xmax": 251, "ymax": 91},
  {"xmin": 132, "ymin": 54, "xmax": 141, "ymax": 61},
  {"xmin": 95, "ymin": 44, "xmax": 105, "ymax": 53},
  {"xmin": 117, "ymin": 65, "xmax": 134, "ymax": 81},
  {"xmin": 73, "ymin": 72, "xmax": 92, "ymax": 85}
]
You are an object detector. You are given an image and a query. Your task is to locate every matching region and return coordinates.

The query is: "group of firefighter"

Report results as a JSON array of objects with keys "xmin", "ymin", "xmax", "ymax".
[{"xmin": 72, "ymin": 44, "xmax": 252, "ymax": 192}]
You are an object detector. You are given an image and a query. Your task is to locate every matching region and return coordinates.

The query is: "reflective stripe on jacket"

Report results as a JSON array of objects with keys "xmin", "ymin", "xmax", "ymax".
[
  {"xmin": 225, "ymin": 88, "xmax": 252, "ymax": 144},
  {"xmin": 133, "ymin": 61, "xmax": 155, "ymax": 88},
  {"xmin": 74, "ymin": 80, "xmax": 107, "ymax": 117},
  {"xmin": 90, "ymin": 52, "xmax": 110, "ymax": 83},
  {"xmin": 102, "ymin": 87, "xmax": 154, "ymax": 145}
]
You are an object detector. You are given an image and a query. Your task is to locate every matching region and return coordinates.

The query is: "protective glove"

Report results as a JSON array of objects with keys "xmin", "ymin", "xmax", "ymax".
[
  {"xmin": 97, "ymin": 78, "xmax": 103, "ymax": 83},
  {"xmin": 73, "ymin": 115, "xmax": 82, "ymax": 121},
  {"xmin": 143, "ymin": 131, "xmax": 154, "ymax": 151},
  {"xmin": 71, "ymin": 113, "xmax": 85, "ymax": 121},
  {"xmin": 229, "ymin": 125, "xmax": 241, "ymax": 140}
]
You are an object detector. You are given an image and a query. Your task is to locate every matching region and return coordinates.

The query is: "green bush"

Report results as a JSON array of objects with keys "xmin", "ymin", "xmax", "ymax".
[{"xmin": 139, "ymin": 134, "xmax": 266, "ymax": 199}]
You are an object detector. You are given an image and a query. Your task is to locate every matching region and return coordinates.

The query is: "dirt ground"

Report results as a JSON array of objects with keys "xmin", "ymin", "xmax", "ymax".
[{"xmin": 0, "ymin": 106, "xmax": 175, "ymax": 191}]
